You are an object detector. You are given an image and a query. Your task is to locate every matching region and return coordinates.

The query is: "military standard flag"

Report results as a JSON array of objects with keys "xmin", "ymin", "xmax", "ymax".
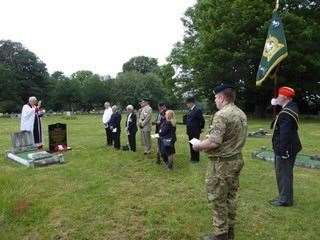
[{"xmin": 256, "ymin": 11, "xmax": 288, "ymax": 86}]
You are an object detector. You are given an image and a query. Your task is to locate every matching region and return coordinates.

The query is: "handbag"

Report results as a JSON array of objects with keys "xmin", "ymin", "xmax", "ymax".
[{"xmin": 162, "ymin": 138, "xmax": 172, "ymax": 147}]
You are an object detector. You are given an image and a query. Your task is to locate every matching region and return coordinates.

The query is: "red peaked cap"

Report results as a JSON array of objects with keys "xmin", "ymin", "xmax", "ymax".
[{"xmin": 278, "ymin": 86, "xmax": 295, "ymax": 98}]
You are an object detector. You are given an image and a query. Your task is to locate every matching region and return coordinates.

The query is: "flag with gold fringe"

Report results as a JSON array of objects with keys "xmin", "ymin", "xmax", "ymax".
[{"xmin": 256, "ymin": 5, "xmax": 287, "ymax": 86}]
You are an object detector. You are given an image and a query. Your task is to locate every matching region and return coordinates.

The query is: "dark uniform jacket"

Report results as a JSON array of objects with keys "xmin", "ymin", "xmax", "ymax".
[
  {"xmin": 126, "ymin": 113, "xmax": 137, "ymax": 135},
  {"xmin": 272, "ymin": 101, "xmax": 302, "ymax": 157},
  {"xmin": 186, "ymin": 106, "xmax": 205, "ymax": 136},
  {"xmin": 109, "ymin": 112, "xmax": 121, "ymax": 133},
  {"xmin": 155, "ymin": 110, "xmax": 166, "ymax": 134},
  {"xmin": 159, "ymin": 120, "xmax": 177, "ymax": 155}
]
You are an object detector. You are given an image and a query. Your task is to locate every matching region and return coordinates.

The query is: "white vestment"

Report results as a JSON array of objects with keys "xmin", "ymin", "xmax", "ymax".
[{"xmin": 20, "ymin": 104, "xmax": 36, "ymax": 132}]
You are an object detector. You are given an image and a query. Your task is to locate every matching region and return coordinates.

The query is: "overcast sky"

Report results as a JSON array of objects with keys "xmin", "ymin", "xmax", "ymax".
[{"xmin": 1, "ymin": 0, "xmax": 196, "ymax": 77}]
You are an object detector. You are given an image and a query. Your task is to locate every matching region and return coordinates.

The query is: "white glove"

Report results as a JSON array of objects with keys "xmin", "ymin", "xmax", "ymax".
[{"xmin": 271, "ymin": 98, "xmax": 278, "ymax": 106}]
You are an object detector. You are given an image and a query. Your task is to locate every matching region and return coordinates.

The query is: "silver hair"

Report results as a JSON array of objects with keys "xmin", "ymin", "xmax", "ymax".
[
  {"xmin": 29, "ymin": 96, "xmax": 37, "ymax": 103},
  {"xmin": 126, "ymin": 105, "xmax": 134, "ymax": 110},
  {"xmin": 104, "ymin": 102, "xmax": 110, "ymax": 108},
  {"xmin": 111, "ymin": 105, "xmax": 117, "ymax": 112}
]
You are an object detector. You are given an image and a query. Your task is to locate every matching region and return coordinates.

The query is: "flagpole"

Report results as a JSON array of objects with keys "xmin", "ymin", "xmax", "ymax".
[
  {"xmin": 271, "ymin": 64, "xmax": 280, "ymax": 117},
  {"xmin": 274, "ymin": 0, "xmax": 280, "ymax": 12}
]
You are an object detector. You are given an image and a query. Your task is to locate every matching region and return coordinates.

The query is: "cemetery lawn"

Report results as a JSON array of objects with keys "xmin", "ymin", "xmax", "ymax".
[{"xmin": 0, "ymin": 115, "xmax": 320, "ymax": 240}]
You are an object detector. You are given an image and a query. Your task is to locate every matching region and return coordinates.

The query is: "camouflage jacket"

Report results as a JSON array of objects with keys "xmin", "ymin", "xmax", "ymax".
[{"xmin": 207, "ymin": 103, "xmax": 247, "ymax": 158}]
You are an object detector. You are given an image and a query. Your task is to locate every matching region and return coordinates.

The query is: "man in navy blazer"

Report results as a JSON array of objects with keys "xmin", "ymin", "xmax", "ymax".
[
  {"xmin": 270, "ymin": 86, "xmax": 302, "ymax": 207},
  {"xmin": 185, "ymin": 96, "xmax": 205, "ymax": 162},
  {"xmin": 125, "ymin": 105, "xmax": 137, "ymax": 151},
  {"xmin": 109, "ymin": 105, "xmax": 122, "ymax": 149}
]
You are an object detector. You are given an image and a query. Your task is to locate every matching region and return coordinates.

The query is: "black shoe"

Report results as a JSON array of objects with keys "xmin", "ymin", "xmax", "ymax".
[
  {"xmin": 201, "ymin": 233, "xmax": 228, "ymax": 240},
  {"xmin": 268, "ymin": 198, "xmax": 279, "ymax": 204},
  {"xmin": 228, "ymin": 227, "xmax": 234, "ymax": 240},
  {"xmin": 270, "ymin": 200, "xmax": 293, "ymax": 207}
]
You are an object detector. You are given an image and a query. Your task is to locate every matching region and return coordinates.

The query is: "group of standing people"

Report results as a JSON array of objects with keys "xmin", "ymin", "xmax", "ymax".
[
  {"xmin": 192, "ymin": 84, "xmax": 301, "ymax": 240},
  {"xmin": 102, "ymin": 98, "xmax": 177, "ymax": 169},
  {"xmin": 19, "ymin": 83, "xmax": 302, "ymax": 240}
]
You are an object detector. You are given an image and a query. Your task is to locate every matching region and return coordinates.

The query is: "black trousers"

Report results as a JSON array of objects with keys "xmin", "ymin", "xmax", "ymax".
[
  {"xmin": 105, "ymin": 128, "xmax": 113, "ymax": 145},
  {"xmin": 188, "ymin": 132, "xmax": 200, "ymax": 162},
  {"xmin": 113, "ymin": 132, "xmax": 120, "ymax": 149},
  {"xmin": 275, "ymin": 155, "xmax": 296, "ymax": 204},
  {"xmin": 128, "ymin": 133, "xmax": 136, "ymax": 152}
]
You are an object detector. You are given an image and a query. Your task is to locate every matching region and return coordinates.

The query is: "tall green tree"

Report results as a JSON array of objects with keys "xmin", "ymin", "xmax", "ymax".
[
  {"xmin": 0, "ymin": 40, "xmax": 49, "ymax": 106},
  {"xmin": 169, "ymin": 0, "xmax": 320, "ymax": 115},
  {"xmin": 122, "ymin": 56, "xmax": 159, "ymax": 74},
  {"xmin": 0, "ymin": 64, "xmax": 22, "ymax": 112},
  {"xmin": 81, "ymin": 74, "xmax": 109, "ymax": 111},
  {"xmin": 110, "ymin": 71, "xmax": 167, "ymax": 109}
]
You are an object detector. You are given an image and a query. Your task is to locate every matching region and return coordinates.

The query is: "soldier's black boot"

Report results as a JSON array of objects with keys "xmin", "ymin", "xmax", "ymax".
[
  {"xmin": 228, "ymin": 227, "xmax": 234, "ymax": 240},
  {"xmin": 201, "ymin": 233, "xmax": 228, "ymax": 240}
]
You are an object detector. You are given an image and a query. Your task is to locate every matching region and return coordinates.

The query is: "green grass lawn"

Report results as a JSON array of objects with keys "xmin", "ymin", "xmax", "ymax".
[{"xmin": 0, "ymin": 114, "xmax": 319, "ymax": 240}]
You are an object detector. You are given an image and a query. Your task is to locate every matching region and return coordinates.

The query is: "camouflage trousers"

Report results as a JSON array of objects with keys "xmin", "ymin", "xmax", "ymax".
[{"xmin": 205, "ymin": 156, "xmax": 244, "ymax": 237}]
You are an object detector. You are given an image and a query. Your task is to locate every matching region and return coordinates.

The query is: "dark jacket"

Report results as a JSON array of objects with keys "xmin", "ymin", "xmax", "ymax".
[
  {"xmin": 186, "ymin": 105, "xmax": 205, "ymax": 135},
  {"xmin": 159, "ymin": 120, "xmax": 176, "ymax": 155},
  {"xmin": 155, "ymin": 110, "xmax": 166, "ymax": 134},
  {"xmin": 109, "ymin": 112, "xmax": 121, "ymax": 133},
  {"xmin": 159, "ymin": 120, "xmax": 177, "ymax": 143},
  {"xmin": 126, "ymin": 112, "xmax": 137, "ymax": 134},
  {"xmin": 272, "ymin": 101, "xmax": 302, "ymax": 157}
]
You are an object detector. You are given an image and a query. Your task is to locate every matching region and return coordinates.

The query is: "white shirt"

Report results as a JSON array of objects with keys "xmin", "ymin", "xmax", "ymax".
[
  {"xmin": 102, "ymin": 107, "xmax": 113, "ymax": 125},
  {"xmin": 126, "ymin": 113, "xmax": 132, "ymax": 127}
]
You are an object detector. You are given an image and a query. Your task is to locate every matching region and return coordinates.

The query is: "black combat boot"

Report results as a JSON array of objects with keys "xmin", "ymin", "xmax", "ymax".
[
  {"xmin": 201, "ymin": 233, "xmax": 228, "ymax": 240},
  {"xmin": 228, "ymin": 227, "xmax": 234, "ymax": 240}
]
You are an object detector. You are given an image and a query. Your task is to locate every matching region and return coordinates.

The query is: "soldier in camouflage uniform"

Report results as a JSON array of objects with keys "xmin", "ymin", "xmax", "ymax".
[{"xmin": 193, "ymin": 83, "xmax": 247, "ymax": 240}]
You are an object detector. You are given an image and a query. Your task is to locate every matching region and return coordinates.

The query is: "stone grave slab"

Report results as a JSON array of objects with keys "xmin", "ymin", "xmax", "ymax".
[
  {"xmin": 252, "ymin": 147, "xmax": 320, "ymax": 169},
  {"xmin": 6, "ymin": 131, "xmax": 64, "ymax": 167}
]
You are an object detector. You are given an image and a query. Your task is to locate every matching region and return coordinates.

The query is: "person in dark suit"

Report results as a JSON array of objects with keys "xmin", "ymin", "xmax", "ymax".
[
  {"xmin": 155, "ymin": 102, "xmax": 167, "ymax": 163},
  {"xmin": 159, "ymin": 110, "xmax": 177, "ymax": 169},
  {"xmin": 185, "ymin": 97, "xmax": 205, "ymax": 163},
  {"xmin": 125, "ymin": 105, "xmax": 137, "ymax": 152},
  {"xmin": 109, "ymin": 105, "xmax": 121, "ymax": 149},
  {"xmin": 270, "ymin": 86, "xmax": 302, "ymax": 207}
]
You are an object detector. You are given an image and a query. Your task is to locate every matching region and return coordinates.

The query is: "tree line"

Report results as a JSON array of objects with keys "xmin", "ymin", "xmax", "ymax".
[
  {"xmin": 0, "ymin": 42, "xmax": 178, "ymax": 112},
  {"xmin": 1, "ymin": 0, "xmax": 319, "ymax": 115}
]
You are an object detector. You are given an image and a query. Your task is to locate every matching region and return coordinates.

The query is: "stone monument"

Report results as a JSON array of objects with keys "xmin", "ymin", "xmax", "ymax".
[
  {"xmin": 49, "ymin": 123, "xmax": 68, "ymax": 152},
  {"xmin": 6, "ymin": 131, "xmax": 64, "ymax": 167}
]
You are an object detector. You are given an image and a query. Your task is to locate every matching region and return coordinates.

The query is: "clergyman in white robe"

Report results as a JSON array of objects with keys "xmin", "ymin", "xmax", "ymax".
[{"xmin": 20, "ymin": 98, "xmax": 45, "ymax": 146}]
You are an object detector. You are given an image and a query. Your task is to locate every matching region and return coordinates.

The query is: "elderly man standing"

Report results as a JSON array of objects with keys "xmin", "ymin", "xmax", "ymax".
[
  {"xmin": 102, "ymin": 101, "xmax": 113, "ymax": 146},
  {"xmin": 193, "ymin": 83, "xmax": 247, "ymax": 240},
  {"xmin": 125, "ymin": 105, "xmax": 137, "ymax": 152},
  {"xmin": 138, "ymin": 98, "xmax": 152, "ymax": 155},
  {"xmin": 185, "ymin": 96, "xmax": 205, "ymax": 163},
  {"xmin": 270, "ymin": 86, "xmax": 302, "ymax": 207},
  {"xmin": 21, "ymin": 96, "xmax": 45, "ymax": 148},
  {"xmin": 155, "ymin": 102, "xmax": 167, "ymax": 163},
  {"xmin": 109, "ymin": 105, "xmax": 121, "ymax": 150}
]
